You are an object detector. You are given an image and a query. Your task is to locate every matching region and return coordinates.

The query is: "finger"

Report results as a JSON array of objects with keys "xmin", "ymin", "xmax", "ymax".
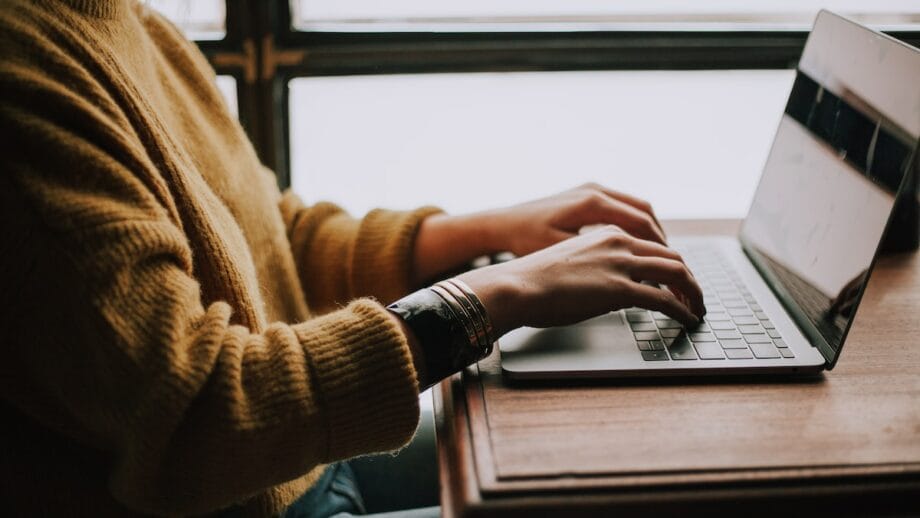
[
  {"xmin": 579, "ymin": 223, "xmax": 622, "ymax": 235},
  {"xmin": 623, "ymin": 238, "xmax": 703, "ymax": 311},
  {"xmin": 583, "ymin": 183, "xmax": 665, "ymax": 238},
  {"xmin": 623, "ymin": 235, "xmax": 685, "ymax": 263},
  {"xmin": 588, "ymin": 196, "xmax": 666, "ymax": 245},
  {"xmin": 629, "ymin": 256, "xmax": 705, "ymax": 317},
  {"xmin": 626, "ymin": 281, "xmax": 699, "ymax": 327}
]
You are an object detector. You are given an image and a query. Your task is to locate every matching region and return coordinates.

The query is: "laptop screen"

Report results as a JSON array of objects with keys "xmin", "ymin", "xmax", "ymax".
[{"xmin": 739, "ymin": 11, "xmax": 919, "ymax": 367}]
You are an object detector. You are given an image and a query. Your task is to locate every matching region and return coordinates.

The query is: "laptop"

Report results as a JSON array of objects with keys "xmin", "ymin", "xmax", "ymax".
[{"xmin": 499, "ymin": 10, "xmax": 920, "ymax": 380}]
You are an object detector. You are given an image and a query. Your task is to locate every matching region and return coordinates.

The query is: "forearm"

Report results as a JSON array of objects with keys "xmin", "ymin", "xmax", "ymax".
[
  {"xmin": 411, "ymin": 211, "xmax": 505, "ymax": 286},
  {"xmin": 281, "ymin": 191, "xmax": 443, "ymax": 307}
]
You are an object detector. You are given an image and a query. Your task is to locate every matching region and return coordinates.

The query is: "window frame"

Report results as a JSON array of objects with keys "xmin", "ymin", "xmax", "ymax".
[{"xmin": 191, "ymin": 1, "xmax": 920, "ymax": 189}]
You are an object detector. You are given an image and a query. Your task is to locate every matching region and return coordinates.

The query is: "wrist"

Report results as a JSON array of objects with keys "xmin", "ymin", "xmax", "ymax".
[
  {"xmin": 387, "ymin": 286, "xmax": 493, "ymax": 389},
  {"xmin": 386, "ymin": 309, "xmax": 427, "ymax": 388},
  {"xmin": 456, "ymin": 263, "xmax": 523, "ymax": 338}
]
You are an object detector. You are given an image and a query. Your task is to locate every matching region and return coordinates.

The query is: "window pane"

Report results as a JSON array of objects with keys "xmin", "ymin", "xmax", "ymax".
[
  {"xmin": 289, "ymin": 70, "xmax": 794, "ymax": 219},
  {"xmin": 291, "ymin": 0, "xmax": 920, "ymax": 31},
  {"xmin": 215, "ymin": 75, "xmax": 238, "ymax": 118},
  {"xmin": 147, "ymin": 0, "xmax": 226, "ymax": 40}
]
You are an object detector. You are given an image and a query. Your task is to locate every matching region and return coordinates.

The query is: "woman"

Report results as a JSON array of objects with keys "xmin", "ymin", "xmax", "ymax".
[{"xmin": 0, "ymin": 1, "xmax": 704, "ymax": 516}]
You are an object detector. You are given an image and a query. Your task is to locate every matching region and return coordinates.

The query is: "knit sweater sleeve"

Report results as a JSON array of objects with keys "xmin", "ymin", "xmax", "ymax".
[
  {"xmin": 0, "ymin": 25, "xmax": 420, "ymax": 518},
  {"xmin": 279, "ymin": 190, "xmax": 442, "ymax": 313}
]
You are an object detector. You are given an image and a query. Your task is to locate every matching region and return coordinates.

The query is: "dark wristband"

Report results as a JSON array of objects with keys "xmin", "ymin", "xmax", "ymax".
[{"xmin": 387, "ymin": 288, "xmax": 491, "ymax": 388}]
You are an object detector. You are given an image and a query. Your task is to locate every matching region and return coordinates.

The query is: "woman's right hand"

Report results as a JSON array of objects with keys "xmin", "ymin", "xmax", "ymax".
[{"xmin": 456, "ymin": 225, "xmax": 705, "ymax": 338}]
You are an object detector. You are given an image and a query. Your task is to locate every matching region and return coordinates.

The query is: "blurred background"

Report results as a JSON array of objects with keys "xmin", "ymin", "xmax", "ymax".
[{"xmin": 149, "ymin": 0, "xmax": 920, "ymax": 220}]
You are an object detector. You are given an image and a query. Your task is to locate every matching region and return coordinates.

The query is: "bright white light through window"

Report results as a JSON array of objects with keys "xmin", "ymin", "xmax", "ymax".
[
  {"xmin": 292, "ymin": 0, "xmax": 920, "ymax": 31},
  {"xmin": 289, "ymin": 70, "xmax": 795, "ymax": 220},
  {"xmin": 147, "ymin": 0, "xmax": 226, "ymax": 40},
  {"xmin": 215, "ymin": 75, "xmax": 238, "ymax": 118}
]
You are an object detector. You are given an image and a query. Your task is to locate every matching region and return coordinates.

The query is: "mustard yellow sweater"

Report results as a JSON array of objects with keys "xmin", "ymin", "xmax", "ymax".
[{"xmin": 0, "ymin": 0, "xmax": 440, "ymax": 515}]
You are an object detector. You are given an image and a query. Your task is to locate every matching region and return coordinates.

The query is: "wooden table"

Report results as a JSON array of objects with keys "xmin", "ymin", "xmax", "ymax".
[{"xmin": 433, "ymin": 219, "xmax": 920, "ymax": 517}]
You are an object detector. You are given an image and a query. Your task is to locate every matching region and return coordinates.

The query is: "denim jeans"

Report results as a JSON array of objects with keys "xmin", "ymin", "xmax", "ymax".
[
  {"xmin": 282, "ymin": 405, "xmax": 440, "ymax": 518},
  {"xmin": 282, "ymin": 462, "xmax": 366, "ymax": 518}
]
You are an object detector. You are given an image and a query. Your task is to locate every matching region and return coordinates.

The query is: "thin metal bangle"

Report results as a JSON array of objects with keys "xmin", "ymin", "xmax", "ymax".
[
  {"xmin": 429, "ymin": 285, "xmax": 478, "ymax": 350},
  {"xmin": 435, "ymin": 280, "xmax": 489, "ymax": 352},
  {"xmin": 447, "ymin": 278, "xmax": 495, "ymax": 345}
]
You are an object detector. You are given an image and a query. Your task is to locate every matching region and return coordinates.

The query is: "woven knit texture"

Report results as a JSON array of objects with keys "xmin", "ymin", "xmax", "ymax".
[{"xmin": 0, "ymin": 0, "xmax": 440, "ymax": 515}]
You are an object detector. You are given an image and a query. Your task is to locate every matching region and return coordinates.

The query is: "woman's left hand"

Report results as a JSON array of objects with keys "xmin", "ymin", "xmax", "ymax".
[
  {"xmin": 412, "ymin": 183, "xmax": 666, "ymax": 286},
  {"xmin": 480, "ymin": 182, "xmax": 665, "ymax": 257}
]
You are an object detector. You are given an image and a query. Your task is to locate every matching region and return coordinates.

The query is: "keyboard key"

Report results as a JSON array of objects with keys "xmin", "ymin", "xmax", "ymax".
[
  {"xmin": 725, "ymin": 348, "xmax": 754, "ymax": 359},
  {"xmin": 774, "ymin": 339, "xmax": 787, "ymax": 348},
  {"xmin": 704, "ymin": 303, "xmax": 724, "ymax": 313},
  {"xmin": 651, "ymin": 312, "xmax": 669, "ymax": 320},
  {"xmin": 778, "ymin": 347, "xmax": 795, "ymax": 358},
  {"xmin": 689, "ymin": 332, "xmax": 716, "ymax": 342},
  {"xmin": 626, "ymin": 312, "xmax": 652, "ymax": 323},
  {"xmin": 709, "ymin": 321, "xmax": 736, "ymax": 330},
  {"xmin": 649, "ymin": 340, "xmax": 665, "ymax": 351},
  {"xmin": 723, "ymin": 299, "xmax": 748, "ymax": 308},
  {"xmin": 750, "ymin": 342, "xmax": 781, "ymax": 359},
  {"xmin": 655, "ymin": 318, "xmax": 683, "ymax": 329},
  {"xmin": 750, "ymin": 304, "xmax": 762, "ymax": 311},
  {"xmin": 728, "ymin": 307, "xmax": 753, "ymax": 316},
  {"xmin": 767, "ymin": 329, "xmax": 782, "ymax": 339},
  {"xmin": 637, "ymin": 341, "xmax": 652, "ymax": 351},
  {"xmin": 634, "ymin": 331, "xmax": 660, "ymax": 341},
  {"xmin": 714, "ymin": 330, "xmax": 742, "ymax": 340},
  {"xmin": 667, "ymin": 337, "xmax": 698, "ymax": 360},
  {"xmin": 761, "ymin": 319, "xmax": 776, "ymax": 329},
  {"xmin": 733, "ymin": 316, "xmax": 759, "ymax": 325},
  {"xmin": 737, "ymin": 325, "xmax": 764, "ymax": 334},
  {"xmin": 754, "ymin": 311, "xmax": 770, "ymax": 320},
  {"xmin": 629, "ymin": 322, "xmax": 657, "ymax": 332},
  {"xmin": 693, "ymin": 342, "xmax": 725, "ymax": 360},
  {"xmin": 720, "ymin": 339, "xmax": 748, "ymax": 349},
  {"xmin": 641, "ymin": 350, "xmax": 669, "ymax": 361},
  {"xmin": 743, "ymin": 334, "xmax": 772, "ymax": 344},
  {"xmin": 705, "ymin": 311, "xmax": 730, "ymax": 321},
  {"xmin": 659, "ymin": 328, "xmax": 682, "ymax": 338}
]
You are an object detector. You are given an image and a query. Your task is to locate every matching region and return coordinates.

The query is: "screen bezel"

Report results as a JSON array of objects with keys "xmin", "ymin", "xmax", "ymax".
[{"xmin": 737, "ymin": 11, "xmax": 920, "ymax": 369}]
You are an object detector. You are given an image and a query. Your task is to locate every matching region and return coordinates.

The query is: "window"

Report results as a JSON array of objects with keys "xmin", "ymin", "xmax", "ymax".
[
  {"xmin": 289, "ymin": 70, "xmax": 793, "ymax": 218},
  {"xmin": 151, "ymin": 1, "xmax": 920, "ymax": 218},
  {"xmin": 147, "ymin": 0, "xmax": 226, "ymax": 40},
  {"xmin": 291, "ymin": 0, "xmax": 920, "ymax": 32},
  {"xmin": 147, "ymin": 0, "xmax": 238, "ymax": 117}
]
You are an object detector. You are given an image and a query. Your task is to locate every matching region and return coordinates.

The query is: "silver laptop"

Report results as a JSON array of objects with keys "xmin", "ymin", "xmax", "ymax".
[{"xmin": 500, "ymin": 10, "xmax": 920, "ymax": 380}]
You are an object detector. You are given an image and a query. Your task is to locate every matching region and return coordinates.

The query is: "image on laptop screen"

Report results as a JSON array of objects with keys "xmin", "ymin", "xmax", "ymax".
[{"xmin": 740, "ymin": 12, "xmax": 919, "ymax": 367}]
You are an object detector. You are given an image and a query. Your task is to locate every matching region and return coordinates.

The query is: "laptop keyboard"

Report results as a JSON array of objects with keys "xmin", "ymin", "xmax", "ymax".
[{"xmin": 627, "ymin": 245, "xmax": 795, "ymax": 361}]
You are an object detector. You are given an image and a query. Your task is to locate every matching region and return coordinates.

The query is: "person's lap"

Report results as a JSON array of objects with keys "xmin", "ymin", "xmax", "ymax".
[{"xmin": 282, "ymin": 407, "xmax": 440, "ymax": 518}]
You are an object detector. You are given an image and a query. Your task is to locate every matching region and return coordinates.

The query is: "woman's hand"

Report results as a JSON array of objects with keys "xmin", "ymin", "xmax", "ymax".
[
  {"xmin": 455, "ymin": 226, "xmax": 705, "ymax": 338},
  {"xmin": 412, "ymin": 183, "xmax": 665, "ymax": 286},
  {"xmin": 481, "ymin": 182, "xmax": 666, "ymax": 257}
]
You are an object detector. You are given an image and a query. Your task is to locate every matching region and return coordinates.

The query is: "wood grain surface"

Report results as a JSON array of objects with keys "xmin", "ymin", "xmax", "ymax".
[{"xmin": 435, "ymin": 219, "xmax": 920, "ymax": 517}]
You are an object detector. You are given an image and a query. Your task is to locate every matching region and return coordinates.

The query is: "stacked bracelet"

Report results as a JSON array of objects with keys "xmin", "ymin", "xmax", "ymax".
[{"xmin": 387, "ymin": 278, "xmax": 495, "ymax": 388}]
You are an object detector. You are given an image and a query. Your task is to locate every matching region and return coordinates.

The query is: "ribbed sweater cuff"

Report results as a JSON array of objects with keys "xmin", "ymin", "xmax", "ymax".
[
  {"xmin": 352, "ymin": 206, "xmax": 443, "ymax": 304},
  {"xmin": 295, "ymin": 299, "xmax": 421, "ymax": 460}
]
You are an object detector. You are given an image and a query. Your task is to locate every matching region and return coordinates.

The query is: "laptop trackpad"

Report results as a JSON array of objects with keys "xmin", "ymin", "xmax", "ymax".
[{"xmin": 499, "ymin": 312, "xmax": 634, "ymax": 368}]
